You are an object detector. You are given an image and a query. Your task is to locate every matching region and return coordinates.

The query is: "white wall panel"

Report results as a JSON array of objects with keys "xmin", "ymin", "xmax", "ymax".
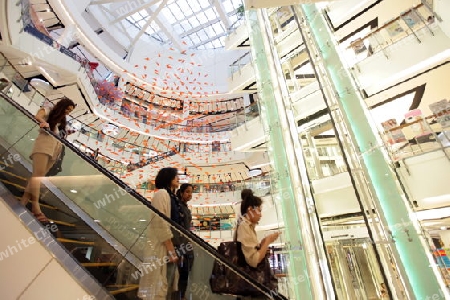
[
  {"xmin": 230, "ymin": 116, "xmax": 265, "ymax": 151},
  {"xmin": 365, "ymin": 59, "xmax": 450, "ymax": 117},
  {"xmin": 355, "ymin": 25, "xmax": 450, "ymax": 96},
  {"xmin": 312, "ymin": 172, "xmax": 361, "ymax": 218},
  {"xmin": 435, "ymin": 0, "xmax": 450, "ymax": 39},
  {"xmin": 228, "ymin": 61, "xmax": 256, "ymax": 93},
  {"xmin": 292, "ymin": 82, "xmax": 327, "ymax": 121},
  {"xmin": 331, "ymin": 0, "xmax": 421, "ymax": 40},
  {"xmin": 397, "ymin": 149, "xmax": 450, "ymax": 209},
  {"xmin": 326, "ymin": 0, "xmax": 376, "ymax": 29},
  {"xmin": 225, "ymin": 21, "xmax": 250, "ymax": 50},
  {"xmin": 0, "ymin": 200, "xmax": 89, "ymax": 300}
]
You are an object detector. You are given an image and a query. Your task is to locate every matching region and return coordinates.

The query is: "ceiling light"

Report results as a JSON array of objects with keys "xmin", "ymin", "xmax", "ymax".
[
  {"xmin": 70, "ymin": 189, "xmax": 78, "ymax": 193},
  {"xmin": 139, "ymin": 219, "xmax": 147, "ymax": 222}
]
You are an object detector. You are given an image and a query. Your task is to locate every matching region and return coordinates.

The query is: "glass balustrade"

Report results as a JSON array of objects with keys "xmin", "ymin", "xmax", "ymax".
[
  {"xmin": 19, "ymin": 0, "xmax": 258, "ymax": 136},
  {"xmin": 335, "ymin": 4, "xmax": 438, "ymax": 69},
  {"xmin": 0, "ymin": 92, "xmax": 288, "ymax": 300}
]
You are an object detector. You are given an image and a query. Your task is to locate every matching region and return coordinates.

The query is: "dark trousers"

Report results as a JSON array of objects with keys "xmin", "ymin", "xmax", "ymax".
[
  {"xmin": 168, "ymin": 254, "xmax": 192, "ymax": 300},
  {"xmin": 178, "ymin": 254, "xmax": 191, "ymax": 298}
]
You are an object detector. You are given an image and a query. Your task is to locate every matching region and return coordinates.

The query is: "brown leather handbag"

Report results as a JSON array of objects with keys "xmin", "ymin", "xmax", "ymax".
[{"xmin": 209, "ymin": 240, "xmax": 277, "ymax": 297}]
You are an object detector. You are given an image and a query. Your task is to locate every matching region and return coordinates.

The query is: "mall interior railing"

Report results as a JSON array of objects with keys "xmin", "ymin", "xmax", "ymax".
[
  {"xmin": 0, "ymin": 90, "xmax": 288, "ymax": 300},
  {"xmin": 99, "ymin": 99, "xmax": 259, "ymax": 134},
  {"xmin": 20, "ymin": 1, "xmax": 261, "ymax": 135},
  {"xmin": 380, "ymin": 113, "xmax": 450, "ymax": 161},
  {"xmin": 139, "ymin": 175, "xmax": 272, "ymax": 196},
  {"xmin": 340, "ymin": 3, "xmax": 437, "ymax": 67},
  {"xmin": 229, "ymin": 51, "xmax": 252, "ymax": 78},
  {"xmin": 300, "ymin": 110, "xmax": 450, "ymax": 182},
  {"xmin": 0, "ymin": 55, "xmax": 273, "ymax": 195},
  {"xmin": 0, "ymin": 54, "xmax": 236, "ymax": 173}
]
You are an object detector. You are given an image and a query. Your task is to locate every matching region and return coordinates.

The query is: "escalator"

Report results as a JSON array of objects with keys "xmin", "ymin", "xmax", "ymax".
[{"xmin": 0, "ymin": 92, "xmax": 288, "ymax": 300}]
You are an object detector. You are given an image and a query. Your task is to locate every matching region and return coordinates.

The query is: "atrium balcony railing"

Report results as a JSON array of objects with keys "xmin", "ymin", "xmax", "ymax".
[
  {"xmin": 380, "ymin": 111, "xmax": 450, "ymax": 162},
  {"xmin": 336, "ymin": 3, "xmax": 437, "ymax": 69},
  {"xmin": 299, "ymin": 108, "xmax": 450, "ymax": 182},
  {"xmin": 138, "ymin": 175, "xmax": 272, "ymax": 196},
  {"xmin": 18, "ymin": 1, "xmax": 257, "ymax": 136},
  {"xmin": 0, "ymin": 54, "xmax": 236, "ymax": 173},
  {"xmin": 229, "ymin": 51, "xmax": 253, "ymax": 79},
  {"xmin": 72, "ymin": 118, "xmax": 232, "ymax": 152}
]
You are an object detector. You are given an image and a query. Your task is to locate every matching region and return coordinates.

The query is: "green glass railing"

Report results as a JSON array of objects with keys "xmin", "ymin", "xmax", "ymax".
[{"xmin": 0, "ymin": 92, "xmax": 288, "ymax": 300}]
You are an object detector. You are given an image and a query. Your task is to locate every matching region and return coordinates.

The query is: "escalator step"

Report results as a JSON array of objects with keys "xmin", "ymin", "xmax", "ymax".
[
  {"xmin": 57, "ymin": 238, "xmax": 95, "ymax": 245},
  {"xmin": 107, "ymin": 285, "xmax": 139, "ymax": 295},
  {"xmin": 81, "ymin": 262, "xmax": 118, "ymax": 268},
  {"xmin": 50, "ymin": 219, "xmax": 76, "ymax": 227},
  {"xmin": 0, "ymin": 169, "xmax": 27, "ymax": 181},
  {"xmin": 0, "ymin": 179, "xmax": 24, "ymax": 190}
]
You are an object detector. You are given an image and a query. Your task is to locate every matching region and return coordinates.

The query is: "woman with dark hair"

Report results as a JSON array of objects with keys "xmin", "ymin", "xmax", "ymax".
[
  {"xmin": 138, "ymin": 167, "xmax": 179, "ymax": 300},
  {"xmin": 176, "ymin": 183, "xmax": 194, "ymax": 300},
  {"xmin": 237, "ymin": 189, "xmax": 280, "ymax": 299},
  {"xmin": 20, "ymin": 97, "xmax": 75, "ymax": 223}
]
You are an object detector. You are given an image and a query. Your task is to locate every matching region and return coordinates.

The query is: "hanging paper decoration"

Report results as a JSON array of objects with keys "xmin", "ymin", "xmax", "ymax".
[{"xmin": 95, "ymin": 80, "xmax": 124, "ymax": 106}]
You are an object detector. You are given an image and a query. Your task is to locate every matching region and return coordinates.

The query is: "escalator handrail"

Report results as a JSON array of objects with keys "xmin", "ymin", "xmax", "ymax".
[{"xmin": 0, "ymin": 92, "xmax": 288, "ymax": 300}]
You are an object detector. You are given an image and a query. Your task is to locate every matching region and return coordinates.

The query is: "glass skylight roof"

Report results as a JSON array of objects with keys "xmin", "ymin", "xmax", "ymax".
[{"xmin": 120, "ymin": 0, "xmax": 244, "ymax": 49}]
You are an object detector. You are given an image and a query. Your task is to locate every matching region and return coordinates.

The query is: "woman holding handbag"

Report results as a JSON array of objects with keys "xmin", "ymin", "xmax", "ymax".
[
  {"xmin": 236, "ymin": 189, "xmax": 280, "ymax": 299},
  {"xmin": 20, "ymin": 97, "xmax": 75, "ymax": 223}
]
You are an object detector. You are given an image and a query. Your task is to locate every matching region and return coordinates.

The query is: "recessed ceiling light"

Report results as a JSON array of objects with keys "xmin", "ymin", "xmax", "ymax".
[
  {"xmin": 30, "ymin": 138, "xmax": 35, "ymax": 141},
  {"xmin": 70, "ymin": 189, "xmax": 78, "ymax": 193},
  {"xmin": 139, "ymin": 219, "xmax": 147, "ymax": 222}
]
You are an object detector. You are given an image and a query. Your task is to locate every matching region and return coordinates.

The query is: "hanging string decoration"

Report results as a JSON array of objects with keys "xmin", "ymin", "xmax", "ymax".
[{"xmin": 95, "ymin": 80, "xmax": 124, "ymax": 106}]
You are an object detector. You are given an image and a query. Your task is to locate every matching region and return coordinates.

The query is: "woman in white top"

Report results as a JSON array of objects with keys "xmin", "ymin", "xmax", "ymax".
[
  {"xmin": 138, "ymin": 167, "xmax": 179, "ymax": 299},
  {"xmin": 20, "ymin": 97, "xmax": 75, "ymax": 223},
  {"xmin": 237, "ymin": 189, "xmax": 280, "ymax": 299}
]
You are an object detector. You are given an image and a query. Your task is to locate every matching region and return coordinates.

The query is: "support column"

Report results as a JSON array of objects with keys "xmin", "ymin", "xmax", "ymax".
[
  {"xmin": 297, "ymin": 4, "xmax": 448, "ymax": 299},
  {"xmin": 246, "ymin": 9, "xmax": 334, "ymax": 300}
]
